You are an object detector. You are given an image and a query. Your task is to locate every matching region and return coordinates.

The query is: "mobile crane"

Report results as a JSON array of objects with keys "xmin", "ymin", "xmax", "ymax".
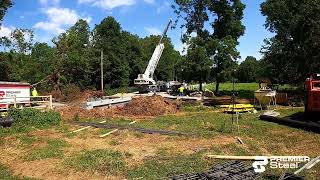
[{"xmin": 134, "ymin": 19, "xmax": 173, "ymax": 92}]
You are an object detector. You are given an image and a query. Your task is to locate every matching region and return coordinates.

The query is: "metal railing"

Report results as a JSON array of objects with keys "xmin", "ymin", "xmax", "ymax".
[{"xmin": 0, "ymin": 95, "xmax": 53, "ymax": 111}]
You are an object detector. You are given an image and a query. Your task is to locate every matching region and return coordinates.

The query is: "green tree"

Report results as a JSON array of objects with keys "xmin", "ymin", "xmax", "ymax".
[
  {"xmin": 122, "ymin": 31, "xmax": 145, "ymax": 85},
  {"xmin": 173, "ymin": 0, "xmax": 245, "ymax": 92},
  {"xmin": 64, "ymin": 19, "xmax": 92, "ymax": 89},
  {"xmin": 261, "ymin": 0, "xmax": 320, "ymax": 84},
  {"xmin": 173, "ymin": 0, "xmax": 211, "ymax": 91},
  {"xmin": 237, "ymin": 56, "xmax": 259, "ymax": 82},
  {"xmin": 51, "ymin": 19, "xmax": 92, "ymax": 90},
  {"xmin": 0, "ymin": 0, "xmax": 12, "ymax": 25},
  {"xmin": 93, "ymin": 16, "xmax": 130, "ymax": 88},
  {"xmin": 0, "ymin": 29, "xmax": 35, "ymax": 81},
  {"xmin": 27, "ymin": 42, "xmax": 56, "ymax": 87},
  {"xmin": 0, "ymin": 52, "xmax": 11, "ymax": 80},
  {"xmin": 2, "ymin": 29, "xmax": 34, "ymax": 54},
  {"xmin": 208, "ymin": 0, "xmax": 245, "ymax": 93}
]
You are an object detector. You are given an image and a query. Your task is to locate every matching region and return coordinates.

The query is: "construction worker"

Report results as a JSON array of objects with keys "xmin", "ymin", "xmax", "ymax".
[
  {"xmin": 178, "ymin": 86, "xmax": 185, "ymax": 96},
  {"xmin": 31, "ymin": 87, "xmax": 38, "ymax": 97}
]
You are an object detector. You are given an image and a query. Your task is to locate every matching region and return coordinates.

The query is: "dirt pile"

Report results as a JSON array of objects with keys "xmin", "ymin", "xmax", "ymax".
[
  {"xmin": 121, "ymin": 95, "xmax": 179, "ymax": 116},
  {"xmin": 57, "ymin": 95, "xmax": 179, "ymax": 120},
  {"xmin": 57, "ymin": 106, "xmax": 118, "ymax": 121}
]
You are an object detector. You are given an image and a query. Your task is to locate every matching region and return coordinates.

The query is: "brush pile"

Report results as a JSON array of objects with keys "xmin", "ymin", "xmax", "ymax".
[
  {"xmin": 57, "ymin": 95, "xmax": 179, "ymax": 120},
  {"xmin": 121, "ymin": 95, "xmax": 179, "ymax": 116}
]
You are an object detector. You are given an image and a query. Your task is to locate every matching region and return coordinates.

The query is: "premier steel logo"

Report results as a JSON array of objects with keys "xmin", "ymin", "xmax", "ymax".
[{"xmin": 252, "ymin": 156, "xmax": 310, "ymax": 173}]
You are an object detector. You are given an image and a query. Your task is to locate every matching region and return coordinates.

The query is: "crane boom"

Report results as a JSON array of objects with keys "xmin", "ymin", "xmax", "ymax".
[{"xmin": 134, "ymin": 19, "xmax": 172, "ymax": 86}]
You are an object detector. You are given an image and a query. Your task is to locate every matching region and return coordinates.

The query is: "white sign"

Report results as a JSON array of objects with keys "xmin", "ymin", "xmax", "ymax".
[{"xmin": 0, "ymin": 87, "xmax": 30, "ymax": 104}]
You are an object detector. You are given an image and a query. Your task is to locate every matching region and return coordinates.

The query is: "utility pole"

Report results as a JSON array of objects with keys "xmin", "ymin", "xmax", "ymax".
[{"xmin": 101, "ymin": 50, "xmax": 104, "ymax": 93}]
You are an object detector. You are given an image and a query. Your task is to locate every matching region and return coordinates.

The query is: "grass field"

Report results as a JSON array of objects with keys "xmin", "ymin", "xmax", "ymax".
[
  {"xmin": 206, "ymin": 82, "xmax": 301, "ymax": 99},
  {"xmin": 0, "ymin": 105, "xmax": 319, "ymax": 179},
  {"xmin": 0, "ymin": 83, "xmax": 317, "ymax": 179},
  {"xmin": 206, "ymin": 83, "xmax": 260, "ymax": 98}
]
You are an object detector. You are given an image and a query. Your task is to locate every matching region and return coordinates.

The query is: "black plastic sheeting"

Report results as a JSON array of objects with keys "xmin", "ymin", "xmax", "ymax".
[
  {"xmin": 169, "ymin": 161, "xmax": 260, "ymax": 180},
  {"xmin": 260, "ymin": 115, "xmax": 320, "ymax": 133},
  {"xmin": 74, "ymin": 121, "xmax": 194, "ymax": 136},
  {"xmin": 0, "ymin": 117, "xmax": 14, "ymax": 127},
  {"xmin": 278, "ymin": 173, "xmax": 304, "ymax": 180}
]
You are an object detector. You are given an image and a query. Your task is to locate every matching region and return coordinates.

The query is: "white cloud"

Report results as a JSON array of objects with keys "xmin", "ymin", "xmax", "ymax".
[
  {"xmin": 78, "ymin": 0, "xmax": 136, "ymax": 9},
  {"xmin": 144, "ymin": 27, "xmax": 161, "ymax": 35},
  {"xmin": 39, "ymin": 0, "xmax": 60, "ymax": 6},
  {"xmin": 0, "ymin": 25, "xmax": 14, "ymax": 37},
  {"xmin": 157, "ymin": 1, "xmax": 170, "ymax": 14},
  {"xmin": 143, "ymin": 0, "xmax": 155, "ymax": 4},
  {"xmin": 34, "ymin": 7, "xmax": 91, "ymax": 34},
  {"xmin": 174, "ymin": 41, "xmax": 188, "ymax": 55},
  {"xmin": 34, "ymin": 22, "xmax": 64, "ymax": 34}
]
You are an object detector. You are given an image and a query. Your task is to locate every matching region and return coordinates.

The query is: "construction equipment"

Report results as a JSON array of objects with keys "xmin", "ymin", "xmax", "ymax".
[
  {"xmin": 305, "ymin": 73, "xmax": 320, "ymax": 119},
  {"xmin": 134, "ymin": 19, "xmax": 172, "ymax": 92}
]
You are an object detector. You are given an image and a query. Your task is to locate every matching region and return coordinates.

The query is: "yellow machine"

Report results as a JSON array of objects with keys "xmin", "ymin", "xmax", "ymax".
[{"xmin": 220, "ymin": 104, "xmax": 255, "ymax": 113}]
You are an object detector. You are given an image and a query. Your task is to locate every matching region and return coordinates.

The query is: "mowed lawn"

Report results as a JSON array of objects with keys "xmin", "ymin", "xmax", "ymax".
[
  {"xmin": 0, "ymin": 105, "xmax": 319, "ymax": 179},
  {"xmin": 206, "ymin": 82, "xmax": 300, "ymax": 99}
]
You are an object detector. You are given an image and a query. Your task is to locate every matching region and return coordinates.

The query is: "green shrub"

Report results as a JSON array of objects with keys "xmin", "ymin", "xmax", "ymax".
[{"xmin": 8, "ymin": 108, "xmax": 61, "ymax": 132}]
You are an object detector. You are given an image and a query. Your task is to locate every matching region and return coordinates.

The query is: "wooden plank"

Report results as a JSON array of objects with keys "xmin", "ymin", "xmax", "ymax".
[
  {"xmin": 294, "ymin": 156, "xmax": 320, "ymax": 174},
  {"xmin": 99, "ymin": 121, "xmax": 136, "ymax": 138},
  {"xmin": 99, "ymin": 129, "xmax": 119, "ymax": 138},
  {"xmin": 75, "ymin": 121, "xmax": 193, "ymax": 136},
  {"xmin": 206, "ymin": 155, "xmax": 309, "ymax": 160},
  {"xmin": 72, "ymin": 120, "xmax": 106, "ymax": 133},
  {"xmin": 206, "ymin": 155, "xmax": 258, "ymax": 160}
]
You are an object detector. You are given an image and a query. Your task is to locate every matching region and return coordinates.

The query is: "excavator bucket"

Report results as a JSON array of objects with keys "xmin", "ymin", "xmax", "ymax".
[{"xmin": 0, "ymin": 116, "xmax": 14, "ymax": 128}]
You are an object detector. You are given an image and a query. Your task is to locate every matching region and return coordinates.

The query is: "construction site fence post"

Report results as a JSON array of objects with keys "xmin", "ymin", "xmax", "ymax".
[
  {"xmin": 49, "ymin": 95, "xmax": 53, "ymax": 110},
  {"xmin": 13, "ymin": 95, "xmax": 17, "ymax": 108}
]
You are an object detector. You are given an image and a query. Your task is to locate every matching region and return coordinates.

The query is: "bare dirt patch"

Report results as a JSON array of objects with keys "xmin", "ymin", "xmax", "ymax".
[
  {"xmin": 4, "ymin": 158, "xmax": 110, "ymax": 180},
  {"xmin": 0, "ymin": 123, "xmax": 237, "ymax": 179},
  {"xmin": 60, "ymin": 128, "xmax": 236, "ymax": 167}
]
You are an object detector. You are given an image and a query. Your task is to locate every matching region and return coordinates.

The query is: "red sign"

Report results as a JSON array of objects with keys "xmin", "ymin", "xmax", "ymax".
[{"xmin": 0, "ymin": 91, "xmax": 5, "ymax": 100}]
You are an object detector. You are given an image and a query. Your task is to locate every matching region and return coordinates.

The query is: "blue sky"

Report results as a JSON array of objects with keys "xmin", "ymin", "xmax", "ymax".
[{"xmin": 0, "ymin": 0, "xmax": 272, "ymax": 61}]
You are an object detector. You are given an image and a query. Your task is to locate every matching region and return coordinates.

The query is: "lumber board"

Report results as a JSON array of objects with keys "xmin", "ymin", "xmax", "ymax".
[
  {"xmin": 99, "ymin": 121, "xmax": 137, "ymax": 138},
  {"xmin": 74, "ymin": 121, "xmax": 192, "ymax": 136},
  {"xmin": 72, "ymin": 120, "xmax": 106, "ymax": 133},
  {"xmin": 206, "ymin": 155, "xmax": 258, "ymax": 160}
]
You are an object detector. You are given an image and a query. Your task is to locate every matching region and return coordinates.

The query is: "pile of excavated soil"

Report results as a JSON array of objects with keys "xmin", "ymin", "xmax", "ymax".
[
  {"xmin": 57, "ymin": 106, "xmax": 118, "ymax": 121},
  {"xmin": 57, "ymin": 95, "xmax": 179, "ymax": 121},
  {"xmin": 121, "ymin": 95, "xmax": 179, "ymax": 116}
]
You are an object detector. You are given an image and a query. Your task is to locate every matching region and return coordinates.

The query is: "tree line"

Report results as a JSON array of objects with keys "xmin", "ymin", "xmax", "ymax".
[
  {"xmin": 0, "ymin": 16, "xmax": 183, "ymax": 92},
  {"xmin": 2, "ymin": 0, "xmax": 320, "ymax": 94}
]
